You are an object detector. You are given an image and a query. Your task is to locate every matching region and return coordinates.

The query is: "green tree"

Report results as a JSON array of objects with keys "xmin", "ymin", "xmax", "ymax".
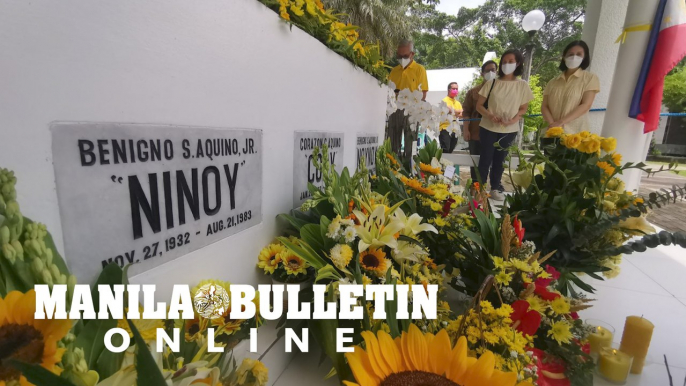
[
  {"xmin": 412, "ymin": 0, "xmax": 586, "ymax": 85},
  {"xmin": 663, "ymin": 60, "xmax": 686, "ymax": 113},
  {"xmin": 323, "ymin": 0, "xmax": 419, "ymax": 59}
]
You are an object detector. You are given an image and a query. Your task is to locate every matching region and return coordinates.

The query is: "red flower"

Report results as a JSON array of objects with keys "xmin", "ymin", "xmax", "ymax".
[
  {"xmin": 442, "ymin": 198, "xmax": 455, "ymax": 218},
  {"xmin": 546, "ymin": 265, "xmax": 561, "ymax": 280},
  {"xmin": 530, "ymin": 282, "xmax": 561, "ymax": 301},
  {"xmin": 570, "ymin": 312, "xmax": 579, "ymax": 320},
  {"xmin": 531, "ymin": 349, "xmax": 571, "ymax": 386},
  {"xmin": 510, "ymin": 300, "xmax": 542, "ymax": 336},
  {"xmin": 469, "ymin": 200, "xmax": 483, "ymax": 218},
  {"xmin": 513, "ymin": 215, "xmax": 525, "ymax": 245}
]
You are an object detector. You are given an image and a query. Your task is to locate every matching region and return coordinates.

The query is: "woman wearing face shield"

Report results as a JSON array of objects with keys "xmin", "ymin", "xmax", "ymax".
[
  {"xmin": 541, "ymin": 40, "xmax": 600, "ymax": 134},
  {"xmin": 475, "ymin": 49, "xmax": 534, "ymax": 201}
]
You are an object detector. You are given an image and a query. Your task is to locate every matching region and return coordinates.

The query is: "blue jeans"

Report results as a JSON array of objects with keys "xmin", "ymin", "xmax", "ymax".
[{"xmin": 478, "ymin": 127, "xmax": 516, "ymax": 191}]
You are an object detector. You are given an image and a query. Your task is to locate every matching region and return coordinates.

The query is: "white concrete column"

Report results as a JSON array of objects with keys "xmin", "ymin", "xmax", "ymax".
[
  {"xmin": 601, "ymin": 0, "xmax": 659, "ymax": 192},
  {"xmin": 582, "ymin": 0, "xmax": 629, "ymax": 134}
]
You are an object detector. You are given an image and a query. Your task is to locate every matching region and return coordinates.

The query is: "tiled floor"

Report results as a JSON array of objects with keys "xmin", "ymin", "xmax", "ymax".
[{"xmin": 264, "ymin": 237, "xmax": 686, "ymax": 386}]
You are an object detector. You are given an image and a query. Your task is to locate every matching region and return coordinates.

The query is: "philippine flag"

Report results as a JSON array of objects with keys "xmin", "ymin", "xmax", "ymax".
[{"xmin": 629, "ymin": 0, "xmax": 686, "ymax": 133}]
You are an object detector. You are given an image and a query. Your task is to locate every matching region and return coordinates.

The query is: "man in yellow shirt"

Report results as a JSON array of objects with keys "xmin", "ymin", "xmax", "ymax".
[
  {"xmin": 439, "ymin": 82, "xmax": 462, "ymax": 152},
  {"xmin": 387, "ymin": 40, "xmax": 429, "ymax": 159}
]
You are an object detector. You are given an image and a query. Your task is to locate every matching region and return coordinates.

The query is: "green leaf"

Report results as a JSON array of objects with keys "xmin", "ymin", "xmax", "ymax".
[
  {"xmin": 126, "ymin": 318, "xmax": 167, "ymax": 386},
  {"xmin": 74, "ymin": 318, "xmax": 118, "ymax": 369},
  {"xmin": 95, "ymin": 333, "xmax": 126, "ymax": 379},
  {"xmin": 6, "ymin": 359, "xmax": 77, "ymax": 386},
  {"xmin": 461, "ymin": 230, "xmax": 488, "ymax": 251},
  {"xmin": 91, "ymin": 263, "xmax": 125, "ymax": 317}
]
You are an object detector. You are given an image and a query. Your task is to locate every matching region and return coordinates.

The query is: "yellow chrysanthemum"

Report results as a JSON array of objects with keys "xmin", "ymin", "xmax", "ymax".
[
  {"xmin": 343, "ymin": 326, "xmax": 532, "ymax": 386},
  {"xmin": 562, "ymin": 133, "xmax": 582, "ymax": 149},
  {"xmin": 257, "ymin": 243, "xmax": 284, "ymax": 274},
  {"xmin": 419, "ymin": 163, "xmax": 442, "ymax": 175},
  {"xmin": 525, "ymin": 296, "xmax": 545, "ymax": 313},
  {"xmin": 495, "ymin": 271, "xmax": 513, "ymax": 286},
  {"xmin": 400, "ymin": 176, "xmax": 436, "ymax": 196},
  {"xmin": 547, "ymin": 320, "xmax": 573, "ymax": 344},
  {"xmin": 289, "ymin": 0, "xmax": 305, "ymax": 16},
  {"xmin": 549, "ymin": 297, "xmax": 570, "ymax": 315},
  {"xmin": 601, "ymin": 137, "xmax": 617, "ymax": 152},
  {"xmin": 359, "ymin": 248, "xmax": 389, "ymax": 277},
  {"xmin": 278, "ymin": 0, "xmax": 290, "ymax": 20},
  {"xmin": 330, "ymin": 244, "xmax": 354, "ymax": 270},
  {"xmin": 0, "ymin": 290, "xmax": 72, "ymax": 386},
  {"xmin": 578, "ymin": 131, "xmax": 591, "ymax": 138},
  {"xmin": 544, "ymin": 127, "xmax": 564, "ymax": 138},
  {"xmin": 280, "ymin": 251, "xmax": 307, "ymax": 275}
]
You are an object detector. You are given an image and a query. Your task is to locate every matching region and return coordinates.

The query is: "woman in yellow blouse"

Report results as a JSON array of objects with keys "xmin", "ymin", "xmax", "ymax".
[
  {"xmin": 542, "ymin": 40, "xmax": 600, "ymax": 133},
  {"xmin": 475, "ymin": 49, "xmax": 534, "ymax": 200}
]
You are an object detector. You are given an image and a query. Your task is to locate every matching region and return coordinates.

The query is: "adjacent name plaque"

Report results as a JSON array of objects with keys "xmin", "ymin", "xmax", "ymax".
[
  {"xmin": 293, "ymin": 131, "xmax": 344, "ymax": 207},
  {"xmin": 51, "ymin": 123, "xmax": 262, "ymax": 283},
  {"xmin": 356, "ymin": 133, "xmax": 379, "ymax": 174}
]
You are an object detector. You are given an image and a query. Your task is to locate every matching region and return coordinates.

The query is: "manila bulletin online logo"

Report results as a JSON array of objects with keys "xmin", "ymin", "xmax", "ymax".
[{"xmin": 193, "ymin": 283, "xmax": 231, "ymax": 319}]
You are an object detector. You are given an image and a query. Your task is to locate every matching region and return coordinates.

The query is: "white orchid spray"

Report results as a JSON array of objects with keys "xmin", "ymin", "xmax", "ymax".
[{"xmin": 386, "ymin": 84, "xmax": 455, "ymax": 136}]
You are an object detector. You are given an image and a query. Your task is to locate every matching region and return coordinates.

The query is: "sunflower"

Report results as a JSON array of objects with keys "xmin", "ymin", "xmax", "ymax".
[
  {"xmin": 280, "ymin": 251, "xmax": 307, "ymax": 275},
  {"xmin": 257, "ymin": 243, "xmax": 285, "ymax": 274},
  {"xmin": 359, "ymin": 248, "xmax": 390, "ymax": 277},
  {"xmin": 343, "ymin": 325, "xmax": 533, "ymax": 386},
  {"xmin": 0, "ymin": 290, "xmax": 72, "ymax": 386},
  {"xmin": 400, "ymin": 176, "xmax": 436, "ymax": 196}
]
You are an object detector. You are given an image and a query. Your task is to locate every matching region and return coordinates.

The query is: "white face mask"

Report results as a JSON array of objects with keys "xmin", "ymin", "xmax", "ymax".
[
  {"xmin": 400, "ymin": 58, "xmax": 412, "ymax": 68},
  {"xmin": 483, "ymin": 71, "xmax": 497, "ymax": 81},
  {"xmin": 565, "ymin": 55, "xmax": 584, "ymax": 69},
  {"xmin": 501, "ymin": 63, "xmax": 517, "ymax": 75}
]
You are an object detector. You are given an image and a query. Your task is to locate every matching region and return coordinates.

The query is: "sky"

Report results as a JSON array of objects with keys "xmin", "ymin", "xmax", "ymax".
[{"xmin": 435, "ymin": 0, "xmax": 487, "ymax": 16}]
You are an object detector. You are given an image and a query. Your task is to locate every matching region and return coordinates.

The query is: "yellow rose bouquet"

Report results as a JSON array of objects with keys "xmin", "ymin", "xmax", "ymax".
[{"xmin": 505, "ymin": 128, "xmax": 686, "ymax": 296}]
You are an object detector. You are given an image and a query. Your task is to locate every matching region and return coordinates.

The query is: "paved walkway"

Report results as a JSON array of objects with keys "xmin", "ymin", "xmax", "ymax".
[{"xmin": 638, "ymin": 172, "xmax": 686, "ymax": 233}]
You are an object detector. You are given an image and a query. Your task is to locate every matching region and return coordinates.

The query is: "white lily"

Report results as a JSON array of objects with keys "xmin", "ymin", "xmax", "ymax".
[
  {"xmin": 354, "ymin": 205, "xmax": 404, "ymax": 252},
  {"xmin": 393, "ymin": 208, "xmax": 438, "ymax": 237},
  {"xmin": 392, "ymin": 240, "xmax": 429, "ymax": 263}
]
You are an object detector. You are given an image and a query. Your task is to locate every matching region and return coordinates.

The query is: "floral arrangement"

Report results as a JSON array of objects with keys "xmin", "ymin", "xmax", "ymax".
[
  {"xmin": 257, "ymin": 0, "xmax": 388, "ymax": 82},
  {"xmin": 343, "ymin": 324, "xmax": 534, "ymax": 386},
  {"xmin": 257, "ymin": 239, "xmax": 312, "ymax": 283},
  {"xmin": 0, "ymin": 168, "xmax": 268, "ymax": 386},
  {"xmin": 505, "ymin": 127, "xmax": 686, "ymax": 295},
  {"xmin": 256, "ymin": 142, "xmax": 465, "ymax": 381}
]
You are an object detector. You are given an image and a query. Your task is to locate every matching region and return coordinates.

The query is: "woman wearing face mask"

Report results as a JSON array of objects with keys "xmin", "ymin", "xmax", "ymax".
[
  {"xmin": 475, "ymin": 49, "xmax": 533, "ymax": 201},
  {"xmin": 462, "ymin": 60, "xmax": 498, "ymax": 182},
  {"xmin": 439, "ymin": 82, "xmax": 463, "ymax": 152},
  {"xmin": 542, "ymin": 40, "xmax": 599, "ymax": 133}
]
